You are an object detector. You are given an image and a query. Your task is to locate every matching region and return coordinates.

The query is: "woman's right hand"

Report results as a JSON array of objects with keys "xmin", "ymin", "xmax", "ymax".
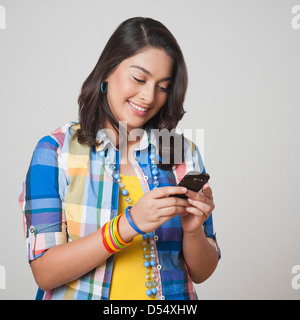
[
  {"xmin": 31, "ymin": 186, "xmax": 189, "ymax": 291},
  {"xmin": 129, "ymin": 186, "xmax": 189, "ymax": 234}
]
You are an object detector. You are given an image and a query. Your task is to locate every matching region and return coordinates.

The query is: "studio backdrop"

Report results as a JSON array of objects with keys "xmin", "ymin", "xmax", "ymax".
[{"xmin": 0, "ymin": 0, "xmax": 299, "ymax": 299}]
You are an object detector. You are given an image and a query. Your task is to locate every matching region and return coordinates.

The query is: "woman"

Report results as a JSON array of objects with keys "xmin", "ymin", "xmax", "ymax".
[{"xmin": 18, "ymin": 17, "xmax": 220, "ymax": 300}]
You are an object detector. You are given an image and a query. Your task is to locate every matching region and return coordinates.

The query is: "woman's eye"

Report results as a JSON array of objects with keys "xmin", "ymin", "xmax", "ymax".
[
  {"xmin": 133, "ymin": 76, "xmax": 145, "ymax": 83},
  {"xmin": 133, "ymin": 76, "xmax": 169, "ymax": 92},
  {"xmin": 159, "ymin": 87, "xmax": 169, "ymax": 92},
  {"xmin": 158, "ymin": 86, "xmax": 169, "ymax": 92}
]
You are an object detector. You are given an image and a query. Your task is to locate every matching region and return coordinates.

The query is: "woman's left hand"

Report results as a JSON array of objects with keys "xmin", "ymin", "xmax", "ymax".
[{"xmin": 180, "ymin": 183, "xmax": 215, "ymax": 234}]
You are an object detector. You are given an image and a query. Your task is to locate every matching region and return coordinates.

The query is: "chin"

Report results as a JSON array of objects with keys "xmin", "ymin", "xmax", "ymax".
[{"xmin": 126, "ymin": 121, "xmax": 146, "ymax": 131}]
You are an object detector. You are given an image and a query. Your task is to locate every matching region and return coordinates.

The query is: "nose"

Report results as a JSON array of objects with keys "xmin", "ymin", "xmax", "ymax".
[{"xmin": 140, "ymin": 84, "xmax": 155, "ymax": 105}]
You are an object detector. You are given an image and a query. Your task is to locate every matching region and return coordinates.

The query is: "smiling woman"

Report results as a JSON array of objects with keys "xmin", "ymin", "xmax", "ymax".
[
  {"xmin": 77, "ymin": 17, "xmax": 188, "ymax": 169},
  {"xmin": 18, "ymin": 17, "xmax": 220, "ymax": 301},
  {"xmin": 104, "ymin": 48, "xmax": 173, "ymax": 133}
]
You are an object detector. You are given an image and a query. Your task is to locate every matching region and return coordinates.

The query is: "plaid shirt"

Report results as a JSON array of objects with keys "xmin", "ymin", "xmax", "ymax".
[{"xmin": 18, "ymin": 122, "xmax": 219, "ymax": 300}]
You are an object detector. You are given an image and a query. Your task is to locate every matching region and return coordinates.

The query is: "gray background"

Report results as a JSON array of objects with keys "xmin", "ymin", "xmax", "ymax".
[{"xmin": 0, "ymin": 0, "xmax": 299, "ymax": 299}]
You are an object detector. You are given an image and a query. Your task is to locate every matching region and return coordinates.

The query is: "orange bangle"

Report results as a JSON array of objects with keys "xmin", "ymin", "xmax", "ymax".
[
  {"xmin": 105, "ymin": 220, "xmax": 118, "ymax": 252},
  {"xmin": 101, "ymin": 222, "xmax": 114, "ymax": 253},
  {"xmin": 114, "ymin": 214, "xmax": 133, "ymax": 246}
]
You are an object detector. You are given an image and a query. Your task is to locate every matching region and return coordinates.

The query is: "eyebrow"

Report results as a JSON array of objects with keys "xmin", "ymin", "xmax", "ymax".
[{"xmin": 129, "ymin": 65, "xmax": 172, "ymax": 81}]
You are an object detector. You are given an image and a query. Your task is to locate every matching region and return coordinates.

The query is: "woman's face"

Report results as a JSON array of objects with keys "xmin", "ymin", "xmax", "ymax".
[{"xmin": 105, "ymin": 48, "xmax": 173, "ymax": 133}]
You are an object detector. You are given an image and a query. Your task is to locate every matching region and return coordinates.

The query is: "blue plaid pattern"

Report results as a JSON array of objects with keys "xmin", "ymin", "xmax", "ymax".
[{"xmin": 18, "ymin": 122, "xmax": 219, "ymax": 300}]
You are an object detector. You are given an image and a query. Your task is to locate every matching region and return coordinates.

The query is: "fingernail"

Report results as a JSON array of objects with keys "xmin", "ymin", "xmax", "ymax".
[
  {"xmin": 181, "ymin": 187, "xmax": 187, "ymax": 192},
  {"xmin": 188, "ymin": 198, "xmax": 193, "ymax": 203}
]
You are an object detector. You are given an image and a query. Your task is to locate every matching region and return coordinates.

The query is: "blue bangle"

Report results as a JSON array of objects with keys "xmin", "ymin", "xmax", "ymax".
[{"xmin": 125, "ymin": 206, "xmax": 145, "ymax": 235}]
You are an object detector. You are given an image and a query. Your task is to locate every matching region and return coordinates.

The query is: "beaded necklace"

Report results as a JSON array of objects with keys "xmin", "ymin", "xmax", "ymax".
[{"xmin": 99, "ymin": 149, "xmax": 160, "ymax": 298}]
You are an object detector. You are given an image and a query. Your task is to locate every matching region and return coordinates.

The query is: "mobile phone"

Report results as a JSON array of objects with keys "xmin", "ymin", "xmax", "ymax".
[{"xmin": 170, "ymin": 171, "xmax": 210, "ymax": 199}]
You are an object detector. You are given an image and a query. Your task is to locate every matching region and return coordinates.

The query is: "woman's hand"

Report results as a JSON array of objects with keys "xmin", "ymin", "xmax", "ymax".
[
  {"xmin": 129, "ymin": 186, "xmax": 189, "ymax": 234},
  {"xmin": 180, "ymin": 183, "xmax": 215, "ymax": 234}
]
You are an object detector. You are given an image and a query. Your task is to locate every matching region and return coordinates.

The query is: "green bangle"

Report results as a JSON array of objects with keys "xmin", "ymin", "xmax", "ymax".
[{"xmin": 110, "ymin": 217, "xmax": 126, "ymax": 249}]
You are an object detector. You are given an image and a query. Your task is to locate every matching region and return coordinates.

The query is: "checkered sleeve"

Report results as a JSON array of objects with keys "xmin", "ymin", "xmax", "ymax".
[
  {"xmin": 192, "ymin": 144, "xmax": 221, "ymax": 259},
  {"xmin": 18, "ymin": 135, "xmax": 68, "ymax": 263}
]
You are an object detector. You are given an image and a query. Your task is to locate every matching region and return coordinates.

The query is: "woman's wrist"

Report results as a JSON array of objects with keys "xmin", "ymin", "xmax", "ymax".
[
  {"xmin": 118, "ymin": 212, "xmax": 139, "ymax": 243},
  {"xmin": 183, "ymin": 226, "xmax": 206, "ymax": 240}
]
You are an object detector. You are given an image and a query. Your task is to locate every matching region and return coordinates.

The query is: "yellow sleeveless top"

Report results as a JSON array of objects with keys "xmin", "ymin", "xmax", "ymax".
[{"xmin": 109, "ymin": 174, "xmax": 157, "ymax": 300}]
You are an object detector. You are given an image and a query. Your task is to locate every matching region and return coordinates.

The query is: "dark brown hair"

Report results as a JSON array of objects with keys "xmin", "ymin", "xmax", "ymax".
[{"xmin": 77, "ymin": 17, "xmax": 188, "ymax": 169}]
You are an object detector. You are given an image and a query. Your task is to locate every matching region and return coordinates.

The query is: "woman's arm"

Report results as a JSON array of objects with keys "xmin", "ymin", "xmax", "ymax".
[
  {"xmin": 31, "ymin": 214, "xmax": 138, "ymax": 291},
  {"xmin": 180, "ymin": 184, "xmax": 219, "ymax": 283},
  {"xmin": 182, "ymin": 229, "xmax": 219, "ymax": 283},
  {"xmin": 30, "ymin": 186, "xmax": 191, "ymax": 291}
]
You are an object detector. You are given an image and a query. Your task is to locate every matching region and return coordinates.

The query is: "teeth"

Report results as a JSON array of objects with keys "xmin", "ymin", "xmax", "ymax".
[{"xmin": 129, "ymin": 101, "xmax": 148, "ymax": 112}]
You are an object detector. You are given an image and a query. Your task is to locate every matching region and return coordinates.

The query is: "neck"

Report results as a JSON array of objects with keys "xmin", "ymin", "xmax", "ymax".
[{"xmin": 103, "ymin": 120, "xmax": 142, "ymax": 152}]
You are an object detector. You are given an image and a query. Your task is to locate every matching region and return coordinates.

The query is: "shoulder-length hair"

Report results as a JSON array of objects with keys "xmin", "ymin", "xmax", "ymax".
[{"xmin": 77, "ymin": 17, "xmax": 188, "ymax": 170}]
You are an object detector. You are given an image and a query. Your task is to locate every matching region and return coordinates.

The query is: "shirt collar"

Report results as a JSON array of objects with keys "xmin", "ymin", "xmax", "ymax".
[
  {"xmin": 95, "ymin": 129, "xmax": 112, "ymax": 152},
  {"xmin": 95, "ymin": 126, "xmax": 159, "ymax": 153}
]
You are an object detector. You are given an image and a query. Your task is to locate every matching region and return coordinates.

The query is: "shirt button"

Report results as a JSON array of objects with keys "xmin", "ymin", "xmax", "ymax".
[
  {"xmin": 161, "ymin": 296, "xmax": 165, "ymax": 300},
  {"xmin": 154, "ymin": 235, "xmax": 159, "ymax": 241},
  {"xmin": 30, "ymin": 227, "xmax": 35, "ymax": 233},
  {"xmin": 144, "ymin": 176, "xmax": 149, "ymax": 181},
  {"xmin": 157, "ymin": 264, "xmax": 162, "ymax": 270}
]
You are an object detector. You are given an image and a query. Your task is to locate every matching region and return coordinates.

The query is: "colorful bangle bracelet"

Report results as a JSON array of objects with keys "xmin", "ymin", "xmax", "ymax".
[
  {"xmin": 110, "ymin": 217, "xmax": 126, "ymax": 249},
  {"xmin": 101, "ymin": 215, "xmax": 134, "ymax": 254},
  {"xmin": 105, "ymin": 220, "xmax": 120, "ymax": 252},
  {"xmin": 114, "ymin": 214, "xmax": 133, "ymax": 246},
  {"xmin": 125, "ymin": 206, "xmax": 145, "ymax": 235},
  {"xmin": 104, "ymin": 221, "xmax": 119, "ymax": 252},
  {"xmin": 101, "ymin": 222, "xmax": 115, "ymax": 254}
]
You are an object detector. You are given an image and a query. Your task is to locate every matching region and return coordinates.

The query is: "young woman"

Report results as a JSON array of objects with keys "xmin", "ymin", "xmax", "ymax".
[{"xmin": 18, "ymin": 17, "xmax": 220, "ymax": 300}]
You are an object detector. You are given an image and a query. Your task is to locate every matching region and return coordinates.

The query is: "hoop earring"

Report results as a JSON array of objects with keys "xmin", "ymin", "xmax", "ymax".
[{"xmin": 101, "ymin": 81, "xmax": 108, "ymax": 94}]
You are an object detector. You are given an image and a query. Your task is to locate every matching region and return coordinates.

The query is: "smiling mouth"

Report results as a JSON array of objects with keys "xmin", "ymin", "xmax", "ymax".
[{"xmin": 127, "ymin": 100, "xmax": 150, "ymax": 112}]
